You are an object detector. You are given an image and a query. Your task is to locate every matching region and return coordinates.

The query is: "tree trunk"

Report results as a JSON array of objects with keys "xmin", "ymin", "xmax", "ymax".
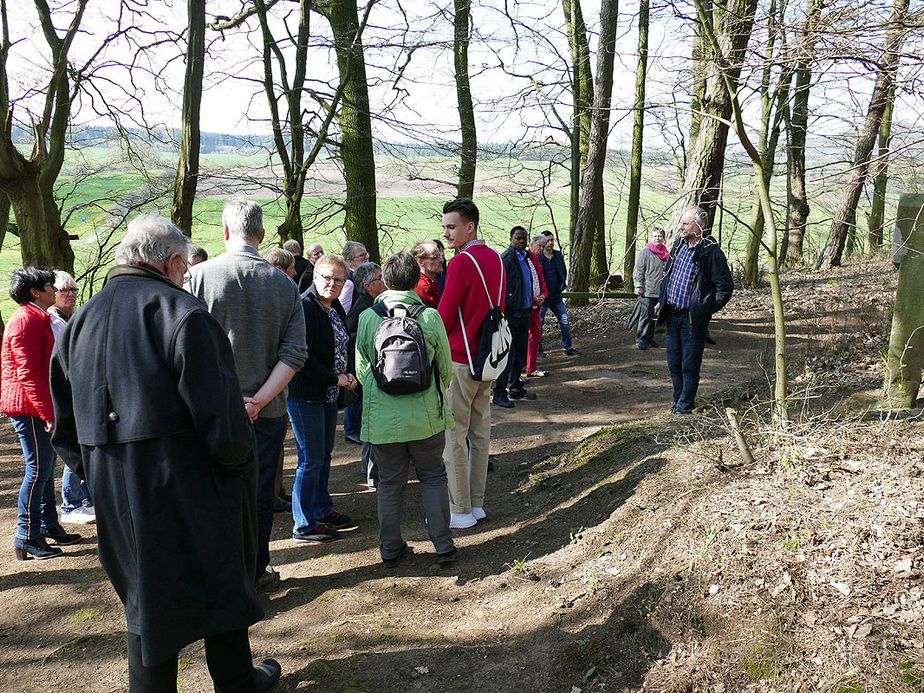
[
  {"xmin": 882, "ymin": 194, "xmax": 924, "ymax": 409},
  {"xmin": 818, "ymin": 0, "xmax": 909, "ymax": 269},
  {"xmin": 324, "ymin": 0, "xmax": 379, "ymax": 262},
  {"xmin": 569, "ymin": 0, "xmax": 617, "ymax": 298},
  {"xmin": 453, "ymin": 0, "xmax": 476, "ymax": 199},
  {"xmin": 171, "ymin": 0, "xmax": 205, "ymax": 236},
  {"xmin": 688, "ymin": 0, "xmax": 712, "ymax": 154},
  {"xmin": 782, "ymin": 52, "xmax": 811, "ymax": 266},
  {"xmin": 674, "ymin": 0, "xmax": 758, "ymax": 233},
  {"xmin": 866, "ymin": 83, "xmax": 895, "ymax": 252},
  {"xmin": 6, "ymin": 174, "xmax": 75, "ymax": 270},
  {"xmin": 623, "ymin": 0, "xmax": 649, "ymax": 291}
]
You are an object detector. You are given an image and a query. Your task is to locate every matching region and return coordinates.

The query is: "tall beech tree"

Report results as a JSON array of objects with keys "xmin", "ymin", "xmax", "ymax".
[
  {"xmin": 453, "ymin": 0, "xmax": 476, "ymax": 198},
  {"xmin": 0, "ymin": 0, "xmax": 88, "ymax": 271},
  {"xmin": 172, "ymin": 0, "xmax": 206, "ymax": 236},
  {"xmin": 817, "ymin": 0, "xmax": 910, "ymax": 269},
  {"xmin": 865, "ymin": 83, "xmax": 895, "ymax": 252},
  {"xmin": 623, "ymin": 0, "xmax": 650, "ymax": 291}
]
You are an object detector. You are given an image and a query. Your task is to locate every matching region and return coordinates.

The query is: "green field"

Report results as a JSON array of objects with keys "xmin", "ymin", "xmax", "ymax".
[{"xmin": 0, "ymin": 150, "xmax": 898, "ymax": 321}]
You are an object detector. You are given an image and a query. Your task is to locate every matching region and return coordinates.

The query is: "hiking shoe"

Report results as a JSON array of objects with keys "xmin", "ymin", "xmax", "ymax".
[
  {"xmin": 508, "ymin": 388, "xmax": 536, "ymax": 400},
  {"xmin": 450, "ymin": 512, "xmax": 477, "ymax": 529},
  {"xmin": 43, "ymin": 526, "xmax": 82, "ymax": 545},
  {"xmin": 492, "ymin": 394, "xmax": 514, "ymax": 408},
  {"xmin": 382, "ymin": 543, "xmax": 410, "ymax": 568},
  {"xmin": 565, "ymin": 348, "xmax": 583, "ymax": 356},
  {"xmin": 317, "ymin": 510, "xmax": 355, "ymax": 529},
  {"xmin": 60, "ymin": 506, "xmax": 95, "ymax": 525},
  {"xmin": 253, "ymin": 658, "xmax": 282, "ymax": 692},
  {"xmin": 292, "ymin": 526, "xmax": 339, "ymax": 543},
  {"xmin": 437, "ymin": 547, "xmax": 458, "ymax": 565}
]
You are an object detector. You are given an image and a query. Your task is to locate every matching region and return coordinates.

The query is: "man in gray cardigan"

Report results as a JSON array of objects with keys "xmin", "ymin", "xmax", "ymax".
[
  {"xmin": 187, "ymin": 198, "xmax": 307, "ymax": 588},
  {"xmin": 632, "ymin": 227, "xmax": 669, "ymax": 350}
]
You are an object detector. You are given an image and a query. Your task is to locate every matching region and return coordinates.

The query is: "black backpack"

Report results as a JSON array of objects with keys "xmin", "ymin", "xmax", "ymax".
[{"xmin": 370, "ymin": 303, "xmax": 432, "ymax": 395}]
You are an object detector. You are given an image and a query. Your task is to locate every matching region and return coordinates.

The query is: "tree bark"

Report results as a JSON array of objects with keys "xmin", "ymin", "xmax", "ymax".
[
  {"xmin": 453, "ymin": 0, "xmax": 476, "ymax": 199},
  {"xmin": 0, "ymin": 0, "xmax": 85, "ymax": 271},
  {"xmin": 866, "ymin": 83, "xmax": 895, "ymax": 253},
  {"xmin": 623, "ymin": 0, "xmax": 649, "ymax": 291},
  {"xmin": 781, "ymin": 25, "xmax": 812, "ymax": 267},
  {"xmin": 321, "ymin": 0, "xmax": 379, "ymax": 262},
  {"xmin": 171, "ymin": 0, "xmax": 205, "ymax": 236},
  {"xmin": 817, "ymin": 0, "xmax": 909, "ymax": 269},
  {"xmin": 569, "ymin": 0, "xmax": 617, "ymax": 298},
  {"xmin": 674, "ymin": 0, "xmax": 758, "ymax": 233}
]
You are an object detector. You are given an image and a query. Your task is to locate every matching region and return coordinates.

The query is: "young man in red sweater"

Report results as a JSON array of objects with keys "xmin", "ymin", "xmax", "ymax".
[{"xmin": 437, "ymin": 198, "xmax": 506, "ymax": 530}]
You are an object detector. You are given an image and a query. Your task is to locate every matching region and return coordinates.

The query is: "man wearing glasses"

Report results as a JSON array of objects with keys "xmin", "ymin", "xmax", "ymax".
[{"xmin": 187, "ymin": 197, "xmax": 308, "ymax": 590}]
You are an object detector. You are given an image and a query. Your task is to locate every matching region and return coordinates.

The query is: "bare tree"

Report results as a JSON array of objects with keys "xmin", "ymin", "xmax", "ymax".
[
  {"xmin": 172, "ymin": 0, "xmax": 205, "ymax": 236},
  {"xmin": 624, "ymin": 0, "xmax": 650, "ymax": 291},
  {"xmin": 865, "ymin": 82, "xmax": 895, "ymax": 252},
  {"xmin": 453, "ymin": 0, "xmax": 476, "ymax": 198}
]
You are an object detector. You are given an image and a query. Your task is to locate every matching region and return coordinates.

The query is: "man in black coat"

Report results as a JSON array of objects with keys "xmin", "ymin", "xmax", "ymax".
[
  {"xmin": 493, "ymin": 226, "xmax": 536, "ymax": 407},
  {"xmin": 655, "ymin": 205, "xmax": 734, "ymax": 414},
  {"xmin": 50, "ymin": 215, "xmax": 281, "ymax": 692}
]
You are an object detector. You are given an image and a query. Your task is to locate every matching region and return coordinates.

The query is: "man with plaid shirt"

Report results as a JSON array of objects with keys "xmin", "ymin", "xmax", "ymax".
[{"xmin": 655, "ymin": 206, "xmax": 734, "ymax": 414}]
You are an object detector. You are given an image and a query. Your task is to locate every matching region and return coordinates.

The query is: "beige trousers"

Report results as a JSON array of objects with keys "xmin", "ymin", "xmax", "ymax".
[{"xmin": 444, "ymin": 361, "xmax": 493, "ymax": 514}]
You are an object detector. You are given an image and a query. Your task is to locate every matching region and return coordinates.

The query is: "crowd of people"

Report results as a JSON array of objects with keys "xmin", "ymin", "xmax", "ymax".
[{"xmin": 0, "ymin": 196, "xmax": 732, "ymax": 691}]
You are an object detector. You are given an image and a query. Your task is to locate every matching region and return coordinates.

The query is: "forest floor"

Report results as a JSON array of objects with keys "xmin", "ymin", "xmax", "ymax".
[{"xmin": 0, "ymin": 258, "xmax": 921, "ymax": 692}]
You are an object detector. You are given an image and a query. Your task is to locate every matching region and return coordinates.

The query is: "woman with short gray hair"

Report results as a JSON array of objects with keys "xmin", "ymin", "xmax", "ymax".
[{"xmin": 338, "ymin": 242, "xmax": 368, "ymax": 314}]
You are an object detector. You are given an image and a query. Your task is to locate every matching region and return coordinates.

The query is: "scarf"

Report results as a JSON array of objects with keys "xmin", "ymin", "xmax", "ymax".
[
  {"xmin": 527, "ymin": 254, "xmax": 541, "ymax": 300},
  {"xmin": 648, "ymin": 242, "xmax": 670, "ymax": 263}
]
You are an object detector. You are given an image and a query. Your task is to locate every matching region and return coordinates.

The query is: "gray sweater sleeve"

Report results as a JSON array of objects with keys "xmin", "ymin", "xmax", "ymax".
[{"xmin": 278, "ymin": 287, "xmax": 307, "ymax": 372}]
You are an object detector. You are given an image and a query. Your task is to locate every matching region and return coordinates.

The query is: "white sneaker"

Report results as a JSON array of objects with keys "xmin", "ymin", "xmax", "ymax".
[
  {"xmin": 60, "ymin": 506, "xmax": 96, "ymax": 525},
  {"xmin": 449, "ymin": 512, "xmax": 477, "ymax": 529},
  {"xmin": 471, "ymin": 506, "xmax": 486, "ymax": 521}
]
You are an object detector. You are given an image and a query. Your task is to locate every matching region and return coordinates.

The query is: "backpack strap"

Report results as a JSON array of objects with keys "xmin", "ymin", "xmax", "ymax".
[{"xmin": 371, "ymin": 302, "xmax": 388, "ymax": 318}]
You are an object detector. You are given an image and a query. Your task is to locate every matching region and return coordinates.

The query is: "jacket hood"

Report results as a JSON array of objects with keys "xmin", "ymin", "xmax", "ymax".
[{"xmin": 374, "ymin": 289, "xmax": 423, "ymax": 307}]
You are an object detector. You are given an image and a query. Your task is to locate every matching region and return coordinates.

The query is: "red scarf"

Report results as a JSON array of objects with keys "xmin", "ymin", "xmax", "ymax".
[{"xmin": 648, "ymin": 242, "xmax": 669, "ymax": 262}]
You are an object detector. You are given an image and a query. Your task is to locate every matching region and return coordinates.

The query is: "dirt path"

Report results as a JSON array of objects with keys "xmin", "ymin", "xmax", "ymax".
[{"xmin": 0, "ymin": 301, "xmax": 774, "ymax": 692}]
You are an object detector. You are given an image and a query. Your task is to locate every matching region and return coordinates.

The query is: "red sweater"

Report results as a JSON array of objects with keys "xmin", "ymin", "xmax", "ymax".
[
  {"xmin": 1, "ymin": 303, "xmax": 55, "ymax": 422},
  {"xmin": 415, "ymin": 273, "xmax": 442, "ymax": 308},
  {"xmin": 438, "ymin": 241, "xmax": 506, "ymax": 365}
]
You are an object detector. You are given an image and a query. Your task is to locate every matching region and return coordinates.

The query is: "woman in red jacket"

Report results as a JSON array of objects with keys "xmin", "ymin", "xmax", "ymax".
[{"xmin": 2, "ymin": 267, "xmax": 80, "ymax": 560}]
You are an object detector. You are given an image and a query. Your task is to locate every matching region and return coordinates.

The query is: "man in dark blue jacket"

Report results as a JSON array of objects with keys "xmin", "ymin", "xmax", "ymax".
[
  {"xmin": 493, "ymin": 227, "xmax": 535, "ymax": 407},
  {"xmin": 538, "ymin": 231, "xmax": 581, "ymax": 356},
  {"xmin": 656, "ymin": 206, "xmax": 734, "ymax": 414}
]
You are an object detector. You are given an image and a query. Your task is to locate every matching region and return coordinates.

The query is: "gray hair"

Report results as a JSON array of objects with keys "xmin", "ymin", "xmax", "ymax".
[
  {"xmin": 342, "ymin": 241, "xmax": 367, "ymax": 263},
  {"xmin": 283, "ymin": 239, "xmax": 301, "ymax": 255},
  {"xmin": 683, "ymin": 205, "xmax": 708, "ymax": 228},
  {"xmin": 190, "ymin": 246, "xmax": 208, "ymax": 263},
  {"xmin": 53, "ymin": 269, "xmax": 78, "ymax": 291},
  {"xmin": 411, "ymin": 239, "xmax": 437, "ymax": 260},
  {"xmin": 382, "ymin": 251, "xmax": 419, "ymax": 292},
  {"xmin": 116, "ymin": 214, "xmax": 192, "ymax": 266},
  {"xmin": 263, "ymin": 247, "xmax": 294, "ymax": 271},
  {"xmin": 222, "ymin": 197, "xmax": 263, "ymax": 242},
  {"xmin": 531, "ymin": 234, "xmax": 547, "ymax": 246},
  {"xmin": 352, "ymin": 261, "xmax": 381, "ymax": 294},
  {"xmin": 315, "ymin": 253, "xmax": 349, "ymax": 277}
]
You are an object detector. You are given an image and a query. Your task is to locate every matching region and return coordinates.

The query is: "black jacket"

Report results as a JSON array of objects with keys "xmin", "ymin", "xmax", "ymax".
[
  {"xmin": 288, "ymin": 285, "xmax": 349, "ymax": 402},
  {"xmin": 500, "ymin": 246, "xmax": 529, "ymax": 318},
  {"xmin": 49, "ymin": 265, "xmax": 261, "ymax": 666},
  {"xmin": 657, "ymin": 236, "xmax": 734, "ymax": 326}
]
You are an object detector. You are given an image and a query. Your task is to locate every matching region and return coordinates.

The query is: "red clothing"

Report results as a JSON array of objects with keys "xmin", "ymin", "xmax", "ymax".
[
  {"xmin": 526, "ymin": 253, "xmax": 548, "ymax": 373},
  {"xmin": 528, "ymin": 252, "xmax": 549, "ymax": 305},
  {"xmin": 415, "ymin": 273, "xmax": 442, "ymax": 308},
  {"xmin": 438, "ymin": 241, "xmax": 507, "ymax": 365},
  {"xmin": 1, "ymin": 303, "xmax": 56, "ymax": 422}
]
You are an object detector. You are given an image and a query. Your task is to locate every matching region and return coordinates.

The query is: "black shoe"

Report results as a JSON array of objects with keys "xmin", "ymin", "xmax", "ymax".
[
  {"xmin": 255, "ymin": 566, "xmax": 279, "ymax": 590},
  {"xmin": 317, "ymin": 510, "xmax": 355, "ymax": 529},
  {"xmin": 14, "ymin": 537, "xmax": 63, "ymax": 560},
  {"xmin": 648, "ymin": 341, "xmax": 660, "ymax": 348},
  {"xmin": 344, "ymin": 434, "xmax": 362, "ymax": 445},
  {"xmin": 273, "ymin": 499, "xmax": 292, "ymax": 513},
  {"xmin": 492, "ymin": 394, "xmax": 514, "ymax": 408},
  {"xmin": 279, "ymin": 490, "xmax": 292, "ymax": 503},
  {"xmin": 293, "ymin": 526, "xmax": 339, "ymax": 543},
  {"xmin": 509, "ymin": 388, "xmax": 536, "ymax": 400},
  {"xmin": 382, "ymin": 543, "xmax": 410, "ymax": 568},
  {"xmin": 636, "ymin": 343, "xmax": 648, "ymax": 351},
  {"xmin": 437, "ymin": 547, "xmax": 458, "ymax": 565},
  {"xmin": 43, "ymin": 526, "xmax": 81, "ymax": 545},
  {"xmin": 253, "ymin": 658, "xmax": 282, "ymax": 692},
  {"xmin": 564, "ymin": 348, "xmax": 583, "ymax": 356}
]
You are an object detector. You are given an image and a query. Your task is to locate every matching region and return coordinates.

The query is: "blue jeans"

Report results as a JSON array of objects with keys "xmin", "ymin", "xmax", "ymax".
[
  {"xmin": 343, "ymin": 400, "xmax": 361, "ymax": 439},
  {"xmin": 253, "ymin": 415, "xmax": 287, "ymax": 575},
  {"xmin": 288, "ymin": 399, "xmax": 337, "ymax": 535},
  {"xmin": 539, "ymin": 294, "xmax": 573, "ymax": 351},
  {"xmin": 665, "ymin": 308, "xmax": 708, "ymax": 414},
  {"xmin": 61, "ymin": 465, "xmax": 92, "ymax": 512},
  {"xmin": 11, "ymin": 416, "xmax": 60, "ymax": 541}
]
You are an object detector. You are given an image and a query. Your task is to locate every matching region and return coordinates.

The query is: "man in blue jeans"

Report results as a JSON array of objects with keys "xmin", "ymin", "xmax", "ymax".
[
  {"xmin": 538, "ymin": 231, "xmax": 581, "ymax": 357},
  {"xmin": 655, "ymin": 206, "xmax": 734, "ymax": 414},
  {"xmin": 188, "ymin": 198, "xmax": 308, "ymax": 589}
]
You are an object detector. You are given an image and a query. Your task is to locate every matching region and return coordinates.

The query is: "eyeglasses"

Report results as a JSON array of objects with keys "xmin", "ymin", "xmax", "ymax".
[
  {"xmin": 317, "ymin": 273, "xmax": 346, "ymax": 287},
  {"xmin": 422, "ymin": 254, "xmax": 443, "ymax": 261},
  {"xmin": 55, "ymin": 287, "xmax": 78, "ymax": 294},
  {"xmin": 351, "ymin": 252, "xmax": 369, "ymax": 261}
]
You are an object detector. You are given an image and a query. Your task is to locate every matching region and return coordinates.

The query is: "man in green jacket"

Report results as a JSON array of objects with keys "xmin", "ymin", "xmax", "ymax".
[{"xmin": 355, "ymin": 251, "xmax": 457, "ymax": 568}]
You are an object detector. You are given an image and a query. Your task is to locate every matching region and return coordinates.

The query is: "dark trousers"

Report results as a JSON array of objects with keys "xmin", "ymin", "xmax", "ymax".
[
  {"xmin": 127, "ymin": 629, "xmax": 254, "ymax": 693},
  {"xmin": 664, "ymin": 308, "xmax": 708, "ymax": 413},
  {"xmin": 253, "ymin": 416, "xmax": 287, "ymax": 577},
  {"xmin": 636, "ymin": 296, "xmax": 657, "ymax": 347},
  {"xmin": 494, "ymin": 312, "xmax": 529, "ymax": 393}
]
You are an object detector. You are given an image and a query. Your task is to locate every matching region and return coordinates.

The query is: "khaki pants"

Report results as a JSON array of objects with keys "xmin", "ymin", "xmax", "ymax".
[{"xmin": 444, "ymin": 361, "xmax": 493, "ymax": 514}]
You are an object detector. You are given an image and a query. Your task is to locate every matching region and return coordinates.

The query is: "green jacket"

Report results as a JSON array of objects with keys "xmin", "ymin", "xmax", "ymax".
[{"xmin": 355, "ymin": 290, "xmax": 454, "ymax": 445}]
